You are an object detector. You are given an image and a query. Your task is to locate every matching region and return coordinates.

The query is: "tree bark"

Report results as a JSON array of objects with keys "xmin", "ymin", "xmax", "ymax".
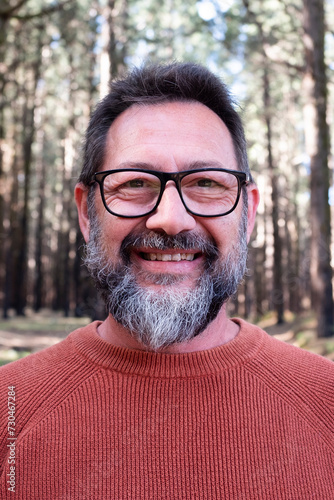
[
  {"xmin": 33, "ymin": 133, "xmax": 46, "ymax": 312},
  {"xmin": 15, "ymin": 26, "xmax": 43, "ymax": 315},
  {"xmin": 108, "ymin": 0, "xmax": 128, "ymax": 80},
  {"xmin": 263, "ymin": 65, "xmax": 285, "ymax": 324},
  {"xmin": 302, "ymin": 0, "xmax": 334, "ymax": 337}
]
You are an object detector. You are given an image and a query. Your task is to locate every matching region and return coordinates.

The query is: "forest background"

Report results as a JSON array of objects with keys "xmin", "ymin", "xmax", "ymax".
[{"xmin": 0, "ymin": 0, "xmax": 334, "ymax": 360}]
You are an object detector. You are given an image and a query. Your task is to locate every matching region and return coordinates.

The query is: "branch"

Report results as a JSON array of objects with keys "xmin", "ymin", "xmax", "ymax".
[
  {"xmin": 242, "ymin": 0, "xmax": 304, "ymax": 74},
  {"xmin": 11, "ymin": 0, "xmax": 73, "ymax": 21},
  {"xmin": 264, "ymin": 54, "xmax": 305, "ymax": 73},
  {"xmin": 0, "ymin": 0, "xmax": 30, "ymax": 18},
  {"xmin": 277, "ymin": 0, "xmax": 302, "ymax": 16}
]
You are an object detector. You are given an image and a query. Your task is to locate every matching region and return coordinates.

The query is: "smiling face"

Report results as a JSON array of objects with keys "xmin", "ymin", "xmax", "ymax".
[
  {"xmin": 85, "ymin": 102, "xmax": 250, "ymax": 283},
  {"xmin": 75, "ymin": 101, "xmax": 259, "ymax": 350}
]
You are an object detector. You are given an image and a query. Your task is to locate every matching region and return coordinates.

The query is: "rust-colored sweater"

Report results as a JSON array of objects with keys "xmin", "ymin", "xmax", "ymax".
[{"xmin": 0, "ymin": 319, "xmax": 333, "ymax": 499}]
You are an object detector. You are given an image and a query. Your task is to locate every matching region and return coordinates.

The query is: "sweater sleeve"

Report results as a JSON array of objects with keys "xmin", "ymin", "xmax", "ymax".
[{"xmin": 243, "ymin": 325, "xmax": 334, "ymax": 448}]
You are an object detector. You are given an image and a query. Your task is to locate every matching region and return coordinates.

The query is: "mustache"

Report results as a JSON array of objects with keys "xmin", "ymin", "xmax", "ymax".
[{"xmin": 120, "ymin": 230, "xmax": 219, "ymax": 264}]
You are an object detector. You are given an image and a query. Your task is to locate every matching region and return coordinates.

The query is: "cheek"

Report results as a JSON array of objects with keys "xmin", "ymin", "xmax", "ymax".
[
  {"xmin": 203, "ymin": 216, "xmax": 241, "ymax": 253},
  {"xmin": 99, "ymin": 216, "xmax": 141, "ymax": 256}
]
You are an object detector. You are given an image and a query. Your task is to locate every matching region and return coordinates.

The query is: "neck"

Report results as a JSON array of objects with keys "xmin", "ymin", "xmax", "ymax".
[{"xmin": 97, "ymin": 307, "xmax": 239, "ymax": 353}]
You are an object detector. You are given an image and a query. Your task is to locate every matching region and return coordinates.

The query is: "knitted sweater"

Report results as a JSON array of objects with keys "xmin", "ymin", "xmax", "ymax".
[{"xmin": 0, "ymin": 319, "xmax": 333, "ymax": 499}]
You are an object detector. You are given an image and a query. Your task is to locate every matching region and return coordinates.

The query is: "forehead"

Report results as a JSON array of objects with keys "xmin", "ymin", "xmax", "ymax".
[{"xmin": 102, "ymin": 101, "xmax": 238, "ymax": 171}]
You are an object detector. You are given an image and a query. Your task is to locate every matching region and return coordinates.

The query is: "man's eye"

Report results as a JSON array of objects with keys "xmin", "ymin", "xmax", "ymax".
[
  {"xmin": 197, "ymin": 179, "xmax": 214, "ymax": 187},
  {"xmin": 127, "ymin": 179, "xmax": 145, "ymax": 188}
]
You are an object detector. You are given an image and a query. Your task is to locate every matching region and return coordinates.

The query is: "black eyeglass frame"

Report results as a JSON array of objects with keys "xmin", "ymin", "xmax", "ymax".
[{"xmin": 90, "ymin": 167, "xmax": 250, "ymax": 219}]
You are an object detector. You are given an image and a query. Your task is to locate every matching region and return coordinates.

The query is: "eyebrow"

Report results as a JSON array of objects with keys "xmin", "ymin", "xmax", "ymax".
[{"xmin": 113, "ymin": 160, "xmax": 230, "ymax": 172}]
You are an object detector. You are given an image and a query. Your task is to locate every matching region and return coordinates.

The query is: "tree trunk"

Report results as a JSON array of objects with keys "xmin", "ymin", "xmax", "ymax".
[
  {"xmin": 286, "ymin": 172, "xmax": 302, "ymax": 314},
  {"xmin": 33, "ymin": 135, "xmax": 46, "ymax": 312},
  {"xmin": 15, "ymin": 40, "xmax": 43, "ymax": 315},
  {"xmin": 108, "ymin": 0, "xmax": 128, "ymax": 80},
  {"xmin": 0, "ymin": 13, "xmax": 9, "ymax": 312},
  {"xmin": 302, "ymin": 0, "xmax": 334, "ymax": 337},
  {"xmin": 3, "ymin": 151, "xmax": 19, "ymax": 318},
  {"xmin": 263, "ymin": 65, "xmax": 285, "ymax": 324}
]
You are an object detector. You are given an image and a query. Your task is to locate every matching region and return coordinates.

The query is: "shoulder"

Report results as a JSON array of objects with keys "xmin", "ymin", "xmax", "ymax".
[
  {"xmin": 235, "ymin": 318, "xmax": 334, "ymax": 429},
  {"xmin": 1, "ymin": 324, "xmax": 86, "ymax": 383},
  {"xmin": 0, "ymin": 322, "xmax": 101, "ymax": 437},
  {"xmin": 235, "ymin": 318, "xmax": 334, "ymax": 375},
  {"xmin": 237, "ymin": 318, "xmax": 334, "ymax": 383}
]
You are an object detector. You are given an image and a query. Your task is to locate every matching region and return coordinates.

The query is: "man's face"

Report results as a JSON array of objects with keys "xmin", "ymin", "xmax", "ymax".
[
  {"xmin": 91, "ymin": 102, "xmax": 248, "ymax": 282},
  {"xmin": 79, "ymin": 101, "xmax": 257, "ymax": 350}
]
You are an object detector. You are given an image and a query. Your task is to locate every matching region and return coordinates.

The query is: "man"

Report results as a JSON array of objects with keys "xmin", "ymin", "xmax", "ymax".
[{"xmin": 0, "ymin": 62, "xmax": 333, "ymax": 499}]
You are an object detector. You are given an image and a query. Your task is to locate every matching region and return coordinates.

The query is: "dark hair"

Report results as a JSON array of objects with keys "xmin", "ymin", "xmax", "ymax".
[{"xmin": 79, "ymin": 62, "xmax": 251, "ymax": 185}]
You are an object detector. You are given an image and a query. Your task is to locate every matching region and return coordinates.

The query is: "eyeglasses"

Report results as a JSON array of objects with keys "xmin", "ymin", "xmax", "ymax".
[{"xmin": 91, "ymin": 167, "xmax": 249, "ymax": 218}]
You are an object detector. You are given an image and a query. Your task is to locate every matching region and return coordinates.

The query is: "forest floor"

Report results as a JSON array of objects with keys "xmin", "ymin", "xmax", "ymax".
[{"xmin": 0, "ymin": 309, "xmax": 334, "ymax": 366}]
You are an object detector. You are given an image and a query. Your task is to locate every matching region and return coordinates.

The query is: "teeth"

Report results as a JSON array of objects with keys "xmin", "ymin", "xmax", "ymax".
[{"xmin": 144, "ymin": 252, "xmax": 195, "ymax": 261}]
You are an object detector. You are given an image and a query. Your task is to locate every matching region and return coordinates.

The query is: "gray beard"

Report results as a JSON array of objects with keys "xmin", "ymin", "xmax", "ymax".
[{"xmin": 84, "ymin": 211, "xmax": 248, "ymax": 351}]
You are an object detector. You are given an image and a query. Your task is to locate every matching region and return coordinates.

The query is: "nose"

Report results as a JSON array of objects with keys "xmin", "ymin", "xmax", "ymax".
[{"xmin": 145, "ymin": 181, "xmax": 196, "ymax": 235}]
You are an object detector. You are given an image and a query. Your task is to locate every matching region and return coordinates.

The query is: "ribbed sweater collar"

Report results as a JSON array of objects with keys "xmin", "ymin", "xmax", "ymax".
[{"xmin": 71, "ymin": 319, "xmax": 265, "ymax": 378}]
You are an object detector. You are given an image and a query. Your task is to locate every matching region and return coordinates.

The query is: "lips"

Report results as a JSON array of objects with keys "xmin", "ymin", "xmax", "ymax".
[
  {"xmin": 120, "ymin": 231, "xmax": 218, "ymax": 268},
  {"xmin": 141, "ymin": 252, "xmax": 196, "ymax": 262}
]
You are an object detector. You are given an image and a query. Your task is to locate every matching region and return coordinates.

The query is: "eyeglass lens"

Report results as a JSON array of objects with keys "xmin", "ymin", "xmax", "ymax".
[{"xmin": 101, "ymin": 170, "xmax": 240, "ymax": 217}]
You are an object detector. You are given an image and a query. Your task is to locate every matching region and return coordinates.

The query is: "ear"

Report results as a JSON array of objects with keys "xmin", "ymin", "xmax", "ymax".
[
  {"xmin": 245, "ymin": 183, "xmax": 260, "ymax": 243},
  {"xmin": 74, "ymin": 183, "xmax": 91, "ymax": 243}
]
